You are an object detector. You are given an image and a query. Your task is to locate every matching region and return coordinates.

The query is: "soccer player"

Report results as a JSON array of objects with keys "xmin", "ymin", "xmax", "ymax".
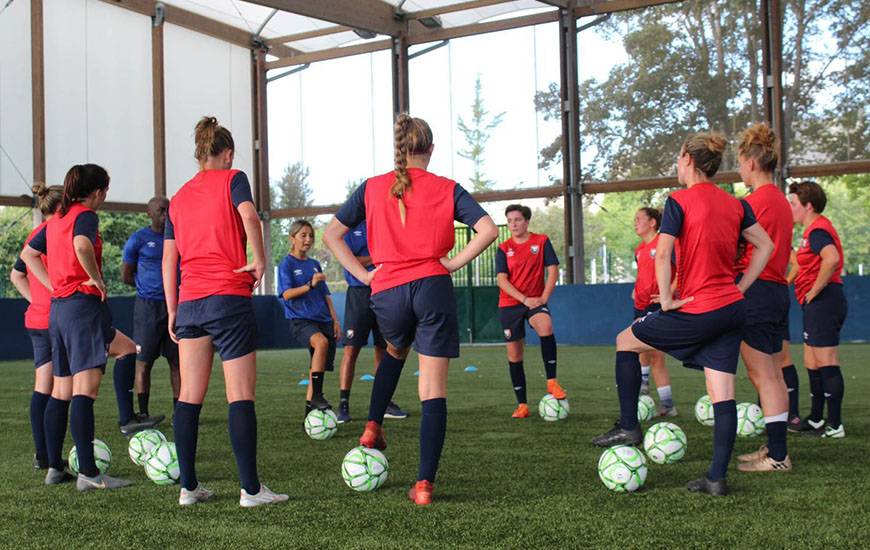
[
  {"xmin": 787, "ymin": 181, "xmax": 847, "ymax": 438},
  {"xmin": 10, "ymin": 183, "xmax": 62, "ymax": 470},
  {"xmin": 163, "ymin": 116, "xmax": 287, "ymax": 507},
  {"xmin": 782, "ymin": 249, "xmax": 802, "ymax": 428},
  {"xmin": 632, "ymin": 206, "xmax": 677, "ymax": 417},
  {"xmin": 591, "ymin": 132, "xmax": 774, "ymax": 497},
  {"xmin": 730, "ymin": 123, "xmax": 793, "ymax": 472},
  {"xmin": 277, "ymin": 220, "xmax": 341, "ymax": 421},
  {"xmin": 336, "ymin": 221, "xmax": 408, "ymax": 423},
  {"xmin": 21, "ymin": 164, "xmax": 138, "ymax": 490},
  {"xmin": 122, "ymin": 196, "xmax": 178, "ymax": 421},
  {"xmin": 495, "ymin": 204, "xmax": 564, "ymax": 418},
  {"xmin": 324, "ymin": 114, "xmax": 498, "ymax": 506}
]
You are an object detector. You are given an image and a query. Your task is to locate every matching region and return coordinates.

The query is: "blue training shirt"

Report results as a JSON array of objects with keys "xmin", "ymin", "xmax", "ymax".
[
  {"xmin": 277, "ymin": 255, "xmax": 332, "ymax": 322},
  {"xmin": 123, "ymin": 226, "xmax": 166, "ymax": 301},
  {"xmin": 344, "ymin": 221, "xmax": 375, "ymax": 287}
]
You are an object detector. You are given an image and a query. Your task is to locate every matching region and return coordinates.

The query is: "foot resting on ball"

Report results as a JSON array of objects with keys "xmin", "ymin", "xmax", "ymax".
[
  {"xmin": 360, "ymin": 420, "xmax": 387, "ymax": 450},
  {"xmin": 546, "ymin": 379, "xmax": 567, "ymax": 400},
  {"xmin": 591, "ymin": 421, "xmax": 642, "ymax": 447}
]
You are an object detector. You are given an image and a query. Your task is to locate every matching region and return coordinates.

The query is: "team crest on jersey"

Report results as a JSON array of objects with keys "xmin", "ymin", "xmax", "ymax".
[
  {"xmin": 293, "ymin": 269, "xmax": 303, "ymax": 276},
  {"xmin": 800, "ymin": 238, "xmax": 809, "ymax": 249},
  {"xmin": 506, "ymin": 248, "xmax": 515, "ymax": 257},
  {"xmin": 346, "ymin": 329, "xmax": 355, "ymax": 339},
  {"xmin": 530, "ymin": 245, "xmax": 540, "ymax": 254},
  {"xmin": 649, "ymin": 249, "xmax": 656, "ymax": 258},
  {"xmin": 504, "ymin": 329, "xmax": 512, "ymax": 339}
]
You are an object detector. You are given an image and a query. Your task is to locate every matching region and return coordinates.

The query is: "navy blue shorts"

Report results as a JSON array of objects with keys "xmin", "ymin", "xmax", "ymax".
[
  {"xmin": 633, "ymin": 303, "xmax": 661, "ymax": 320},
  {"xmin": 28, "ymin": 329, "xmax": 52, "ymax": 368},
  {"xmin": 802, "ymin": 283, "xmax": 847, "ymax": 347},
  {"xmin": 134, "ymin": 297, "xmax": 178, "ymax": 364},
  {"xmin": 49, "ymin": 293, "xmax": 116, "ymax": 377},
  {"xmin": 740, "ymin": 278, "xmax": 789, "ymax": 355},
  {"xmin": 342, "ymin": 286, "xmax": 386, "ymax": 348},
  {"xmin": 175, "ymin": 296, "xmax": 258, "ymax": 361},
  {"xmin": 498, "ymin": 304, "xmax": 551, "ymax": 342},
  {"xmin": 290, "ymin": 318, "xmax": 336, "ymax": 372},
  {"xmin": 370, "ymin": 275, "xmax": 459, "ymax": 358},
  {"xmin": 631, "ymin": 300, "xmax": 746, "ymax": 374},
  {"xmin": 780, "ymin": 312, "xmax": 791, "ymax": 343}
]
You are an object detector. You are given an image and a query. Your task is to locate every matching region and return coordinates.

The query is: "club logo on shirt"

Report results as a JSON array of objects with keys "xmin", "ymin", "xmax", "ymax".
[
  {"xmin": 530, "ymin": 245, "xmax": 540, "ymax": 254},
  {"xmin": 800, "ymin": 238, "xmax": 809, "ymax": 250},
  {"xmin": 293, "ymin": 269, "xmax": 303, "ymax": 276},
  {"xmin": 506, "ymin": 248, "xmax": 515, "ymax": 257},
  {"xmin": 346, "ymin": 329, "xmax": 355, "ymax": 339},
  {"xmin": 504, "ymin": 329, "xmax": 512, "ymax": 339},
  {"xmin": 146, "ymin": 241, "xmax": 156, "ymax": 248},
  {"xmin": 649, "ymin": 249, "xmax": 656, "ymax": 258}
]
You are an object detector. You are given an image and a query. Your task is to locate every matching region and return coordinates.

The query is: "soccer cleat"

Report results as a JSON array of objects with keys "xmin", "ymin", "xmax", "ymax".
[
  {"xmin": 359, "ymin": 421, "xmax": 387, "ymax": 450},
  {"xmin": 76, "ymin": 473, "xmax": 132, "ymax": 492},
  {"xmin": 640, "ymin": 381, "xmax": 650, "ymax": 396},
  {"xmin": 384, "ymin": 402, "xmax": 409, "ymax": 420},
  {"xmin": 591, "ymin": 422, "xmax": 643, "ymax": 447},
  {"xmin": 511, "ymin": 403, "xmax": 530, "ymax": 419},
  {"xmin": 119, "ymin": 414, "xmax": 164, "ymax": 436},
  {"xmin": 179, "ymin": 484, "xmax": 214, "ymax": 506},
  {"xmin": 737, "ymin": 444, "xmax": 769, "ymax": 462},
  {"xmin": 656, "ymin": 405, "xmax": 678, "ymax": 418},
  {"xmin": 686, "ymin": 476, "xmax": 729, "ymax": 496},
  {"xmin": 546, "ymin": 379, "xmax": 567, "ymax": 400},
  {"xmin": 308, "ymin": 395, "xmax": 333, "ymax": 411},
  {"xmin": 239, "ymin": 484, "xmax": 289, "ymax": 508},
  {"xmin": 336, "ymin": 405, "xmax": 352, "ymax": 424},
  {"xmin": 737, "ymin": 454, "xmax": 792, "ymax": 472},
  {"xmin": 44, "ymin": 467, "xmax": 75, "ymax": 485},
  {"xmin": 791, "ymin": 417, "xmax": 824, "ymax": 433},
  {"xmin": 820, "ymin": 424, "xmax": 845, "ymax": 439},
  {"xmin": 786, "ymin": 414, "xmax": 802, "ymax": 432},
  {"xmin": 408, "ymin": 480, "xmax": 434, "ymax": 506}
]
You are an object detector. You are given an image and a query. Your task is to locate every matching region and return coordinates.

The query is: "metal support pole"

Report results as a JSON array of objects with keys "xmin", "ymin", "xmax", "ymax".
[
  {"xmin": 253, "ymin": 48, "xmax": 274, "ymax": 293},
  {"xmin": 391, "ymin": 34, "xmax": 410, "ymax": 117},
  {"xmin": 761, "ymin": 0, "xmax": 787, "ymax": 188},
  {"xmin": 31, "ymin": 0, "xmax": 45, "ymax": 188},
  {"xmin": 152, "ymin": 5, "xmax": 167, "ymax": 197}
]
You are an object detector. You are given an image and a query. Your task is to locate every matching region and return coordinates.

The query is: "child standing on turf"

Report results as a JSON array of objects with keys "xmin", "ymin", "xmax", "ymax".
[
  {"xmin": 324, "ymin": 114, "xmax": 498, "ymax": 506},
  {"xmin": 277, "ymin": 220, "xmax": 341, "ymax": 422}
]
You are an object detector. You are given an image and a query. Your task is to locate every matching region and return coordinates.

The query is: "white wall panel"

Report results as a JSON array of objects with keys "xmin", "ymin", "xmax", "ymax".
[{"xmin": 0, "ymin": 0, "xmax": 34, "ymax": 196}]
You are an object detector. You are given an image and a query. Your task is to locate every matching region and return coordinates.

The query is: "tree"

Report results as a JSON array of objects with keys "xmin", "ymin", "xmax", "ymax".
[
  {"xmin": 0, "ymin": 207, "xmax": 34, "ymax": 298},
  {"xmin": 457, "ymin": 74, "xmax": 505, "ymax": 192},
  {"xmin": 271, "ymin": 161, "xmax": 313, "ymax": 210}
]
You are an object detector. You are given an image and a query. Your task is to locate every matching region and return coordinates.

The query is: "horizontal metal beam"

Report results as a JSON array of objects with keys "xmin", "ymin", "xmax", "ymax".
[
  {"xmin": 265, "ymin": 25, "xmax": 350, "ymax": 46},
  {"xmin": 539, "ymin": 0, "xmax": 575, "ymax": 7},
  {"xmin": 408, "ymin": 10, "xmax": 558, "ymax": 44},
  {"xmin": 574, "ymin": 0, "xmax": 683, "ymax": 16},
  {"xmin": 266, "ymin": 39, "xmax": 392, "ymax": 70},
  {"xmin": 789, "ymin": 160, "xmax": 870, "ymax": 178},
  {"xmin": 243, "ymin": 0, "xmax": 404, "ymax": 37},
  {"xmin": 405, "ymin": 0, "xmax": 513, "ymax": 20}
]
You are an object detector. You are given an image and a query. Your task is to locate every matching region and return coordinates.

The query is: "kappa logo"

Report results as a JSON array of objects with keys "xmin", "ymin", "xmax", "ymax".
[
  {"xmin": 530, "ymin": 245, "xmax": 540, "ymax": 254},
  {"xmin": 504, "ymin": 329, "xmax": 512, "ymax": 339},
  {"xmin": 346, "ymin": 329, "xmax": 355, "ymax": 339},
  {"xmin": 293, "ymin": 269, "xmax": 304, "ymax": 276}
]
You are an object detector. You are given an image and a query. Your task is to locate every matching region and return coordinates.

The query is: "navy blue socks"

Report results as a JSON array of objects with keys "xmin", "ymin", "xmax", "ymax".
[
  {"xmin": 508, "ymin": 361, "xmax": 527, "ymax": 404},
  {"xmin": 368, "ymin": 353, "xmax": 405, "ymax": 424},
  {"xmin": 708, "ymin": 400, "xmax": 737, "ymax": 481},
  {"xmin": 228, "ymin": 400, "xmax": 260, "ymax": 495},
  {"xmin": 43, "ymin": 397, "xmax": 70, "ymax": 469},
  {"xmin": 615, "ymin": 351, "xmax": 641, "ymax": 430},
  {"xmin": 70, "ymin": 395, "xmax": 97, "ymax": 477},
  {"xmin": 765, "ymin": 413, "xmax": 788, "ymax": 461},
  {"xmin": 30, "ymin": 391, "xmax": 50, "ymax": 464},
  {"xmin": 418, "ymin": 398, "xmax": 447, "ymax": 483},
  {"xmin": 310, "ymin": 371, "xmax": 324, "ymax": 399},
  {"xmin": 780, "ymin": 365, "xmax": 799, "ymax": 417},
  {"xmin": 807, "ymin": 369, "xmax": 824, "ymax": 422},
  {"xmin": 113, "ymin": 354, "xmax": 136, "ymax": 426},
  {"xmin": 174, "ymin": 401, "xmax": 202, "ymax": 491},
  {"xmin": 540, "ymin": 335, "xmax": 557, "ymax": 379},
  {"xmin": 819, "ymin": 365, "xmax": 844, "ymax": 428}
]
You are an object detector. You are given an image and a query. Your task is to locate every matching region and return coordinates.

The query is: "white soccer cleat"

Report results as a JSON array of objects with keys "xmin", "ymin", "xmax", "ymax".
[
  {"xmin": 239, "ymin": 483, "xmax": 289, "ymax": 508},
  {"xmin": 76, "ymin": 473, "xmax": 132, "ymax": 492},
  {"xmin": 179, "ymin": 484, "xmax": 214, "ymax": 506}
]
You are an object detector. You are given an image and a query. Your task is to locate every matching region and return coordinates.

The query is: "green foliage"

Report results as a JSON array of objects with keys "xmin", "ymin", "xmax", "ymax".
[
  {"xmin": 271, "ymin": 162, "xmax": 313, "ymax": 210},
  {"xmin": 817, "ymin": 174, "xmax": 870, "ymax": 274},
  {"xmin": 0, "ymin": 208, "xmax": 34, "ymax": 298},
  {"xmin": 458, "ymin": 74, "xmax": 505, "ymax": 192},
  {"xmin": 100, "ymin": 212, "xmax": 150, "ymax": 296}
]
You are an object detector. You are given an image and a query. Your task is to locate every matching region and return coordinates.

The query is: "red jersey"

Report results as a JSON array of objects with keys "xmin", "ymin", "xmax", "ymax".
[
  {"xmin": 21, "ymin": 223, "xmax": 51, "ymax": 329},
  {"xmin": 735, "ymin": 183, "xmax": 792, "ymax": 285},
  {"xmin": 496, "ymin": 233, "xmax": 559, "ymax": 307},
  {"xmin": 663, "ymin": 183, "xmax": 753, "ymax": 314},
  {"xmin": 169, "ymin": 169, "xmax": 253, "ymax": 302},
  {"xmin": 795, "ymin": 215, "xmax": 844, "ymax": 303},
  {"xmin": 634, "ymin": 234, "xmax": 660, "ymax": 310},
  {"xmin": 45, "ymin": 202, "xmax": 103, "ymax": 299}
]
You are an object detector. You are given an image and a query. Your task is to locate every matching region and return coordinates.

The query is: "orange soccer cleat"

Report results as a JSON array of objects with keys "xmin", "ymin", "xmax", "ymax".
[
  {"xmin": 547, "ymin": 379, "xmax": 567, "ymax": 400},
  {"xmin": 408, "ymin": 480, "xmax": 434, "ymax": 506},
  {"xmin": 359, "ymin": 420, "xmax": 387, "ymax": 450},
  {"xmin": 511, "ymin": 403, "xmax": 531, "ymax": 418}
]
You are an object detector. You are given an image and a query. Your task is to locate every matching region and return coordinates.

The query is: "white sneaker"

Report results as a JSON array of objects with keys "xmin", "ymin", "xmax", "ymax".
[
  {"xmin": 179, "ymin": 484, "xmax": 214, "ymax": 506},
  {"xmin": 239, "ymin": 483, "xmax": 289, "ymax": 508},
  {"xmin": 821, "ymin": 424, "xmax": 846, "ymax": 438},
  {"xmin": 76, "ymin": 473, "xmax": 132, "ymax": 492}
]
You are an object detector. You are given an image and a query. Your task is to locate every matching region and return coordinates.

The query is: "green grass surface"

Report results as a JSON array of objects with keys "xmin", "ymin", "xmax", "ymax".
[{"xmin": 1, "ymin": 345, "xmax": 869, "ymax": 548}]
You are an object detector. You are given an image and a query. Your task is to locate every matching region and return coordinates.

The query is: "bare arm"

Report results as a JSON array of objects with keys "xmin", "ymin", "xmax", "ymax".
[
  {"xmin": 323, "ymin": 218, "xmax": 376, "ymax": 285},
  {"xmin": 736, "ymin": 223, "xmax": 774, "ymax": 294},
  {"xmin": 10, "ymin": 269, "xmax": 31, "ymax": 303},
  {"xmin": 21, "ymin": 246, "xmax": 52, "ymax": 292},
  {"xmin": 654, "ymin": 234, "xmax": 693, "ymax": 311},
  {"xmin": 122, "ymin": 262, "xmax": 136, "ymax": 286},
  {"xmin": 325, "ymin": 295, "xmax": 341, "ymax": 339},
  {"xmin": 497, "ymin": 273, "xmax": 529, "ymax": 305},
  {"xmin": 803, "ymin": 245, "xmax": 840, "ymax": 304},
  {"xmin": 541, "ymin": 264, "xmax": 559, "ymax": 303},
  {"xmin": 441, "ymin": 216, "xmax": 499, "ymax": 273},
  {"xmin": 356, "ymin": 255, "xmax": 373, "ymax": 268},
  {"xmin": 281, "ymin": 276, "xmax": 324, "ymax": 301},
  {"xmin": 74, "ymin": 235, "xmax": 106, "ymax": 300},
  {"xmin": 233, "ymin": 202, "xmax": 266, "ymax": 288},
  {"xmin": 785, "ymin": 249, "xmax": 799, "ymax": 284},
  {"xmin": 162, "ymin": 238, "xmax": 179, "ymax": 342}
]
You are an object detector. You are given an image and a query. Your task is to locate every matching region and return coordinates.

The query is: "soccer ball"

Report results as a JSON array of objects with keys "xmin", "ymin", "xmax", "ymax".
[
  {"xmin": 643, "ymin": 422, "xmax": 688, "ymax": 464},
  {"xmin": 736, "ymin": 402, "xmax": 765, "ymax": 437},
  {"xmin": 694, "ymin": 394, "xmax": 715, "ymax": 426},
  {"xmin": 341, "ymin": 446, "xmax": 389, "ymax": 492},
  {"xmin": 538, "ymin": 393, "xmax": 569, "ymax": 421},
  {"xmin": 597, "ymin": 445, "xmax": 648, "ymax": 493},
  {"xmin": 68, "ymin": 439, "xmax": 111, "ymax": 475},
  {"xmin": 305, "ymin": 409, "xmax": 339, "ymax": 441},
  {"xmin": 144, "ymin": 442, "xmax": 180, "ymax": 485},
  {"xmin": 637, "ymin": 394, "xmax": 655, "ymax": 423},
  {"xmin": 128, "ymin": 429, "xmax": 167, "ymax": 466}
]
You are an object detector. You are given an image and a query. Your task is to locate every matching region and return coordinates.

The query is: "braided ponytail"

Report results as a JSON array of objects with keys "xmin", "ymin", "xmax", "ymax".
[{"xmin": 391, "ymin": 114, "xmax": 433, "ymax": 225}]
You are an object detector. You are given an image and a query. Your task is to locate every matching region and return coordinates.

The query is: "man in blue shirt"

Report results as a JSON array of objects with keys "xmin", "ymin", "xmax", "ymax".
[{"xmin": 122, "ymin": 196, "xmax": 178, "ymax": 423}]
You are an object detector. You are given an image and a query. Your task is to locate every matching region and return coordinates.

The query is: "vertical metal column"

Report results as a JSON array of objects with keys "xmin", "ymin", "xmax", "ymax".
[
  {"xmin": 392, "ymin": 34, "xmax": 410, "ymax": 117},
  {"xmin": 151, "ymin": 6, "xmax": 167, "ymax": 198},
  {"xmin": 761, "ymin": 0, "xmax": 787, "ymax": 188},
  {"xmin": 253, "ymin": 48, "xmax": 274, "ymax": 293},
  {"xmin": 31, "ymin": 0, "xmax": 45, "ymax": 188},
  {"xmin": 559, "ymin": 8, "xmax": 584, "ymax": 283}
]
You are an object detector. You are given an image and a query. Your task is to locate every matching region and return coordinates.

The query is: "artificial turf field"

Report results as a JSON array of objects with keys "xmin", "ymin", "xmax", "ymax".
[{"xmin": 1, "ymin": 344, "xmax": 868, "ymax": 548}]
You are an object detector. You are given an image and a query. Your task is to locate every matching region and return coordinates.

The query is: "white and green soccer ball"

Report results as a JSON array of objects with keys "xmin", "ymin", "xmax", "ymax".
[
  {"xmin": 643, "ymin": 422, "xmax": 688, "ymax": 464},
  {"xmin": 144, "ymin": 442, "xmax": 180, "ymax": 485},
  {"xmin": 305, "ymin": 409, "xmax": 339, "ymax": 441},
  {"xmin": 341, "ymin": 446, "xmax": 389, "ymax": 492},
  {"xmin": 128, "ymin": 429, "xmax": 167, "ymax": 466},
  {"xmin": 597, "ymin": 445, "xmax": 648, "ymax": 493},
  {"xmin": 68, "ymin": 438, "xmax": 111, "ymax": 475},
  {"xmin": 694, "ymin": 394, "xmax": 715, "ymax": 426},
  {"xmin": 637, "ymin": 394, "xmax": 656, "ymax": 423},
  {"xmin": 736, "ymin": 402, "xmax": 765, "ymax": 437},
  {"xmin": 538, "ymin": 393, "xmax": 569, "ymax": 421}
]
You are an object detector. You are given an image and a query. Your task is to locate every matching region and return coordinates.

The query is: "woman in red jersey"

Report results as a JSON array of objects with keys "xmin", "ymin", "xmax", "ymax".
[
  {"xmin": 787, "ymin": 181, "xmax": 847, "ymax": 439},
  {"xmin": 324, "ymin": 114, "xmax": 498, "ymax": 506},
  {"xmin": 495, "ymin": 203, "xmax": 564, "ymax": 419},
  {"xmin": 730, "ymin": 123, "xmax": 793, "ymax": 472},
  {"xmin": 163, "ymin": 116, "xmax": 287, "ymax": 507},
  {"xmin": 591, "ymin": 132, "xmax": 774, "ymax": 497}
]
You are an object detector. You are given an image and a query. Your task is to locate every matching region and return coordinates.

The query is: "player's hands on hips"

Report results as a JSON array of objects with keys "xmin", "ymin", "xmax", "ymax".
[
  {"xmin": 234, "ymin": 261, "xmax": 265, "ymax": 288},
  {"xmin": 440, "ymin": 256, "xmax": 457, "ymax": 273},
  {"xmin": 803, "ymin": 287, "xmax": 820, "ymax": 305},
  {"xmin": 361, "ymin": 264, "xmax": 381, "ymax": 286},
  {"xmin": 83, "ymin": 277, "xmax": 107, "ymax": 301},
  {"xmin": 659, "ymin": 295, "xmax": 694, "ymax": 311}
]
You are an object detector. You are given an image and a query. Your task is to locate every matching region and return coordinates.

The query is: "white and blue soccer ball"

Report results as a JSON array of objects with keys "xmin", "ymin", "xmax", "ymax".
[
  {"xmin": 128, "ymin": 429, "xmax": 167, "ymax": 466},
  {"xmin": 736, "ymin": 402, "xmax": 765, "ymax": 437},
  {"xmin": 305, "ymin": 409, "xmax": 339, "ymax": 441},
  {"xmin": 643, "ymin": 422, "xmax": 688, "ymax": 464},
  {"xmin": 694, "ymin": 394, "xmax": 715, "ymax": 426},
  {"xmin": 538, "ymin": 393, "xmax": 569, "ymax": 421},
  {"xmin": 637, "ymin": 394, "xmax": 656, "ymax": 423},
  {"xmin": 597, "ymin": 445, "xmax": 648, "ymax": 493},
  {"xmin": 341, "ymin": 446, "xmax": 389, "ymax": 492},
  {"xmin": 144, "ymin": 442, "xmax": 180, "ymax": 485},
  {"xmin": 68, "ymin": 438, "xmax": 112, "ymax": 475}
]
